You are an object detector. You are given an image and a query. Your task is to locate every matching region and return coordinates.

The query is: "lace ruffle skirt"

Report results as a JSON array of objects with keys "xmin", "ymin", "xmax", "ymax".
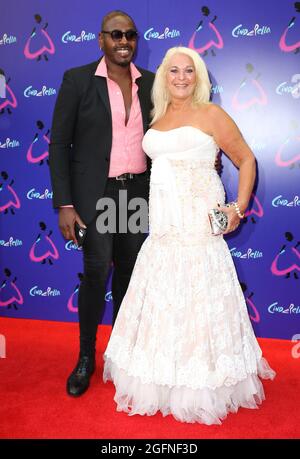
[{"xmin": 103, "ymin": 235, "xmax": 276, "ymax": 425}]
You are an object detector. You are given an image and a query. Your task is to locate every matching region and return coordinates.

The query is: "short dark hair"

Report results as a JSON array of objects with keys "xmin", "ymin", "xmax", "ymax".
[{"xmin": 101, "ymin": 10, "xmax": 136, "ymax": 31}]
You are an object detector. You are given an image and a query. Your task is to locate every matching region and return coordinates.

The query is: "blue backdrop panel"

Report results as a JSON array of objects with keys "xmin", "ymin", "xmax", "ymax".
[{"xmin": 0, "ymin": 0, "xmax": 299, "ymax": 339}]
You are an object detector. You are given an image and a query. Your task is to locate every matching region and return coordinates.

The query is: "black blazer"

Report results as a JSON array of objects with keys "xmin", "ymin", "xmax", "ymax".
[{"xmin": 49, "ymin": 59, "xmax": 154, "ymax": 224}]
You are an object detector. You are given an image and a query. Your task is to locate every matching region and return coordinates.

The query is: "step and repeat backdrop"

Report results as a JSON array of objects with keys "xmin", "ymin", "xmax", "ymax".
[{"xmin": 0, "ymin": 0, "xmax": 299, "ymax": 339}]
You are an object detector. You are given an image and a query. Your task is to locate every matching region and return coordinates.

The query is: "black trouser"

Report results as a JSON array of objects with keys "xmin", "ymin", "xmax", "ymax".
[{"xmin": 78, "ymin": 172, "xmax": 149, "ymax": 356}]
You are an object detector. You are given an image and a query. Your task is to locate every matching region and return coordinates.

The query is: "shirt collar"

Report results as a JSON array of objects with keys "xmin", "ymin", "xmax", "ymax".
[{"xmin": 95, "ymin": 56, "xmax": 141, "ymax": 82}]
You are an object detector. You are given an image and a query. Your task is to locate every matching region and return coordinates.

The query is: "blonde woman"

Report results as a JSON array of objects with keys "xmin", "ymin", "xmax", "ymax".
[{"xmin": 103, "ymin": 46, "xmax": 275, "ymax": 425}]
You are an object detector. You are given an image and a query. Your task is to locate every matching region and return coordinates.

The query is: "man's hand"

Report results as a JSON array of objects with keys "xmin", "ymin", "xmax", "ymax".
[{"xmin": 58, "ymin": 207, "xmax": 86, "ymax": 244}]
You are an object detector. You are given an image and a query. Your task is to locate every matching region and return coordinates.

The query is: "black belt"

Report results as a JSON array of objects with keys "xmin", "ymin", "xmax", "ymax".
[{"xmin": 109, "ymin": 171, "xmax": 147, "ymax": 181}]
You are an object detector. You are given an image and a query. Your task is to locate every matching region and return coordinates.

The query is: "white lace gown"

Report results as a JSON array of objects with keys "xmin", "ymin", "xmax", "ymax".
[{"xmin": 103, "ymin": 126, "xmax": 275, "ymax": 425}]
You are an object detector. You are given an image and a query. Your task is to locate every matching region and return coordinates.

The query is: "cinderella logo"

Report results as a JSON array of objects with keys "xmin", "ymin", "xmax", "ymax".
[
  {"xmin": 268, "ymin": 302, "xmax": 300, "ymax": 314},
  {"xmin": 0, "ymin": 268, "xmax": 24, "ymax": 310},
  {"xmin": 232, "ymin": 63, "xmax": 267, "ymax": 111},
  {"xmin": 29, "ymin": 221, "xmax": 59, "ymax": 265},
  {"xmin": 271, "ymin": 232, "xmax": 300, "ymax": 279},
  {"xmin": 272, "ymin": 195, "xmax": 300, "ymax": 207},
  {"xmin": 242, "ymin": 193, "xmax": 264, "ymax": 224},
  {"xmin": 0, "ymin": 237, "xmax": 22, "ymax": 247},
  {"xmin": 30, "ymin": 286, "xmax": 60, "ymax": 296},
  {"xmin": 276, "ymin": 74, "xmax": 300, "ymax": 98},
  {"xmin": 0, "ymin": 73, "xmax": 17, "ymax": 115},
  {"xmin": 0, "ymin": 138, "xmax": 20, "ymax": 149},
  {"xmin": 27, "ymin": 121, "xmax": 50, "ymax": 165},
  {"xmin": 232, "ymin": 23, "xmax": 271, "ymax": 38},
  {"xmin": 24, "ymin": 14, "xmax": 55, "ymax": 61},
  {"xmin": 0, "ymin": 34, "xmax": 17, "ymax": 46},
  {"xmin": 230, "ymin": 247, "xmax": 263, "ymax": 259},
  {"xmin": 188, "ymin": 5, "xmax": 224, "ymax": 56},
  {"xmin": 65, "ymin": 240, "xmax": 82, "ymax": 251},
  {"xmin": 144, "ymin": 27, "xmax": 180, "ymax": 41},
  {"xmin": 62, "ymin": 30, "xmax": 96, "ymax": 43},
  {"xmin": 67, "ymin": 273, "xmax": 83, "ymax": 312},
  {"xmin": 27, "ymin": 188, "xmax": 53, "ymax": 200},
  {"xmin": 24, "ymin": 86, "xmax": 56, "ymax": 98},
  {"xmin": 275, "ymin": 134, "xmax": 300, "ymax": 167},
  {"xmin": 279, "ymin": 2, "xmax": 300, "ymax": 54},
  {"xmin": 0, "ymin": 171, "xmax": 21, "ymax": 215}
]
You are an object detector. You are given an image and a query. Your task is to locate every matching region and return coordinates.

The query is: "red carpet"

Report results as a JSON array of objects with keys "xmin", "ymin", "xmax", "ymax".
[{"xmin": 0, "ymin": 317, "xmax": 299, "ymax": 439}]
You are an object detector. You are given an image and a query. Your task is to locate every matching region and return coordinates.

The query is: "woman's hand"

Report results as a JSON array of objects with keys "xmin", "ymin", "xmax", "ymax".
[{"xmin": 218, "ymin": 205, "xmax": 241, "ymax": 234}]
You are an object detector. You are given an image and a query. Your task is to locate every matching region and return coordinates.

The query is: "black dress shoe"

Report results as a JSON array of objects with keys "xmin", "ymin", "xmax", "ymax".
[{"xmin": 66, "ymin": 355, "xmax": 95, "ymax": 397}]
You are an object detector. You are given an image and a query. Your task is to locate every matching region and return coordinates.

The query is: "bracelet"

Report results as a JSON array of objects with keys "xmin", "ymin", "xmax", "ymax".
[{"xmin": 230, "ymin": 201, "xmax": 245, "ymax": 219}]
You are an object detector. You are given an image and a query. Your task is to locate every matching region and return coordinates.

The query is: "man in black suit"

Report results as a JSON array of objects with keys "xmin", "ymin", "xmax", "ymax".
[{"xmin": 49, "ymin": 10, "xmax": 154, "ymax": 397}]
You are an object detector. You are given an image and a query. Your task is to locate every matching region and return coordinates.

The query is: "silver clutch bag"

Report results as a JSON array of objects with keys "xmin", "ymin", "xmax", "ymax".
[{"xmin": 208, "ymin": 208, "xmax": 228, "ymax": 235}]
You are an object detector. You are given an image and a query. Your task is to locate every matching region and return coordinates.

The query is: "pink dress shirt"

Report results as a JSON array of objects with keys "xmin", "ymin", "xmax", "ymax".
[{"xmin": 95, "ymin": 57, "xmax": 147, "ymax": 177}]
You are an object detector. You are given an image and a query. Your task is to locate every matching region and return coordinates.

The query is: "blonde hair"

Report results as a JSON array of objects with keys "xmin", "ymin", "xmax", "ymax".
[{"xmin": 150, "ymin": 46, "xmax": 211, "ymax": 125}]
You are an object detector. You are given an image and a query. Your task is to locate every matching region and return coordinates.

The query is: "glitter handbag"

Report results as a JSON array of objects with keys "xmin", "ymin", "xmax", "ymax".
[{"xmin": 208, "ymin": 208, "xmax": 228, "ymax": 235}]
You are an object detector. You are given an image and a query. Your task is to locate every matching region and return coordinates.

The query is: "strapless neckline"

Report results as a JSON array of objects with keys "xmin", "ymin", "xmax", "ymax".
[{"xmin": 149, "ymin": 125, "xmax": 213, "ymax": 140}]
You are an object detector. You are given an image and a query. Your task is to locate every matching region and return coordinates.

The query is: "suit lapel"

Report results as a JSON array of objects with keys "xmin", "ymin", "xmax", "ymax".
[{"xmin": 94, "ymin": 74, "xmax": 112, "ymax": 120}]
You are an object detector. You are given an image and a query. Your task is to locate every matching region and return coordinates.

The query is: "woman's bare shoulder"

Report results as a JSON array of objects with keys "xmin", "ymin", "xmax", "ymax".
[
  {"xmin": 193, "ymin": 103, "xmax": 226, "ymax": 135},
  {"xmin": 203, "ymin": 102, "xmax": 226, "ymax": 116}
]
